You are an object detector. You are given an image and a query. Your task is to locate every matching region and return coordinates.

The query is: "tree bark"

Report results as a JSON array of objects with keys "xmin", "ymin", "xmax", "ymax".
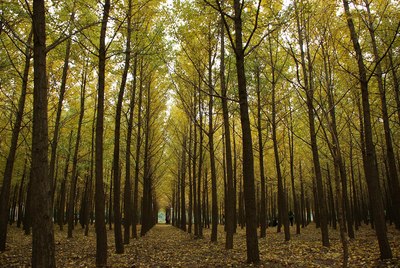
[
  {"xmin": 95, "ymin": 0, "xmax": 111, "ymax": 265},
  {"xmin": 132, "ymin": 58, "xmax": 143, "ymax": 239},
  {"xmin": 197, "ymin": 80, "xmax": 203, "ymax": 238},
  {"xmin": 49, "ymin": 8, "xmax": 76, "ymax": 203},
  {"xmin": 342, "ymin": 0, "xmax": 392, "ymax": 259},
  {"xmin": 294, "ymin": 0, "xmax": 329, "ymax": 247},
  {"xmin": 231, "ymin": 0, "xmax": 260, "ymax": 262},
  {"xmin": 124, "ymin": 55, "xmax": 136, "ymax": 244},
  {"xmin": 17, "ymin": 158, "xmax": 28, "ymax": 228},
  {"xmin": 255, "ymin": 64, "xmax": 267, "ymax": 238},
  {"xmin": 180, "ymin": 136, "xmax": 187, "ymax": 231},
  {"xmin": 0, "ymin": 30, "xmax": 31, "ymax": 251},
  {"xmin": 365, "ymin": 0, "xmax": 400, "ymax": 230},
  {"xmin": 31, "ymin": 0, "xmax": 56, "ymax": 265},
  {"xmin": 141, "ymin": 80, "xmax": 153, "ymax": 236},
  {"xmin": 207, "ymin": 32, "xmax": 218, "ymax": 241},
  {"xmin": 112, "ymin": 0, "xmax": 133, "ymax": 253},
  {"xmin": 220, "ymin": 12, "xmax": 234, "ymax": 248},
  {"xmin": 271, "ymin": 58, "xmax": 290, "ymax": 241}
]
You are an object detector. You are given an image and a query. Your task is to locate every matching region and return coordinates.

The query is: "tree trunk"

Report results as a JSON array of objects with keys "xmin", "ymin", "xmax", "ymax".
[
  {"xmin": 85, "ymin": 91, "xmax": 97, "ymax": 236},
  {"xmin": 299, "ymin": 162, "xmax": 306, "ymax": 228},
  {"xmin": 220, "ymin": 13, "xmax": 234, "ymax": 248},
  {"xmin": 365, "ymin": 0, "xmax": 400, "ymax": 230},
  {"xmin": 192, "ymin": 87, "xmax": 198, "ymax": 237},
  {"xmin": 124, "ymin": 55, "xmax": 136, "ymax": 244},
  {"xmin": 0, "ymin": 30, "xmax": 31, "ymax": 251},
  {"xmin": 141, "ymin": 80, "xmax": 153, "ymax": 236},
  {"xmin": 207, "ymin": 32, "xmax": 218, "ymax": 241},
  {"xmin": 31, "ymin": 0, "xmax": 56, "ymax": 265},
  {"xmin": 95, "ymin": 0, "xmax": 110, "ymax": 265},
  {"xmin": 49, "ymin": 9, "xmax": 76, "ymax": 203},
  {"xmin": 255, "ymin": 64, "xmax": 267, "ymax": 238},
  {"xmin": 188, "ymin": 123, "xmax": 193, "ymax": 234},
  {"xmin": 180, "ymin": 136, "xmax": 187, "ymax": 231},
  {"xmin": 271, "ymin": 59, "xmax": 290, "ymax": 241},
  {"xmin": 232, "ymin": 0, "xmax": 260, "ymax": 262},
  {"xmin": 17, "ymin": 158, "xmax": 28, "ymax": 228},
  {"xmin": 197, "ymin": 82, "xmax": 203, "ymax": 238},
  {"xmin": 327, "ymin": 168, "xmax": 336, "ymax": 229},
  {"xmin": 288, "ymin": 105, "xmax": 300, "ymax": 235},
  {"xmin": 65, "ymin": 129, "xmax": 77, "ymax": 238},
  {"xmin": 108, "ymin": 169, "xmax": 113, "ymax": 230},
  {"xmin": 342, "ymin": 0, "xmax": 392, "ymax": 259},
  {"xmin": 294, "ymin": 0, "xmax": 329, "ymax": 247},
  {"xmin": 23, "ymin": 170, "xmax": 33, "ymax": 235},
  {"xmin": 132, "ymin": 58, "xmax": 143, "ymax": 238},
  {"xmin": 112, "ymin": 0, "xmax": 132, "ymax": 253}
]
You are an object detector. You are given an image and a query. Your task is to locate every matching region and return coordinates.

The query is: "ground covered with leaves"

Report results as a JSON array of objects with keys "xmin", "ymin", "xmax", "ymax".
[{"xmin": 1, "ymin": 223, "xmax": 399, "ymax": 267}]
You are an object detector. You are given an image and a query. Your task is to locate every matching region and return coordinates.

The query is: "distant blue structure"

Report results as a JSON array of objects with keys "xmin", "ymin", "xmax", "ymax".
[{"xmin": 158, "ymin": 211, "xmax": 166, "ymax": 223}]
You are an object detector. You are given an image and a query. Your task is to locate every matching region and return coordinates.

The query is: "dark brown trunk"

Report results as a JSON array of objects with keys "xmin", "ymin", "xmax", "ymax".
[
  {"xmin": 207, "ymin": 31, "xmax": 218, "ymax": 241},
  {"xmin": 85, "ymin": 91, "xmax": 96, "ymax": 236},
  {"xmin": 388, "ymin": 50, "xmax": 400, "ymax": 124},
  {"xmin": 108, "ymin": 169, "xmax": 113, "ymax": 230},
  {"xmin": 255, "ymin": 65, "xmax": 267, "ymax": 238},
  {"xmin": 124, "ymin": 55, "xmax": 137, "ymax": 244},
  {"xmin": 343, "ymin": 0, "xmax": 392, "ymax": 259},
  {"xmin": 232, "ymin": 0, "xmax": 259, "ymax": 262},
  {"xmin": 141, "ymin": 80, "xmax": 153, "ymax": 236},
  {"xmin": 197, "ymin": 83, "xmax": 203, "ymax": 238},
  {"xmin": 220, "ymin": 13, "xmax": 234, "ymax": 248},
  {"xmin": 188, "ymin": 123, "xmax": 193, "ymax": 233},
  {"xmin": 132, "ymin": 58, "xmax": 144, "ymax": 239},
  {"xmin": 365, "ymin": 0, "xmax": 400, "ymax": 230},
  {"xmin": 327, "ymin": 168, "xmax": 336, "ymax": 229},
  {"xmin": 180, "ymin": 136, "xmax": 187, "ymax": 231},
  {"xmin": 0, "ymin": 31, "xmax": 31, "ymax": 251},
  {"xmin": 112, "ymin": 0, "xmax": 132, "ymax": 253},
  {"xmin": 192, "ymin": 87, "xmax": 198, "ymax": 237},
  {"xmin": 271, "ymin": 61, "xmax": 290, "ymax": 241},
  {"xmin": 95, "ymin": 0, "xmax": 110, "ymax": 265},
  {"xmin": 288, "ymin": 105, "xmax": 300, "ymax": 234},
  {"xmin": 49, "ymin": 9, "xmax": 75, "ymax": 203},
  {"xmin": 65, "ymin": 130, "xmax": 77, "ymax": 238},
  {"xmin": 23, "ymin": 170, "xmax": 33, "ymax": 235},
  {"xmin": 294, "ymin": 0, "xmax": 329, "ymax": 247},
  {"xmin": 17, "ymin": 159, "xmax": 28, "ymax": 228},
  {"xmin": 31, "ymin": 0, "xmax": 56, "ymax": 265}
]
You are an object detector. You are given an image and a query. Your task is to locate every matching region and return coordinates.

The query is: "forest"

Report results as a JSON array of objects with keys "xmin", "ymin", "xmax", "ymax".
[{"xmin": 0, "ymin": 0, "xmax": 399, "ymax": 267}]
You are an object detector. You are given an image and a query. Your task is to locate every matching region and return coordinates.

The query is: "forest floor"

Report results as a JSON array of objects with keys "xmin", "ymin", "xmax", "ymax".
[{"xmin": 0, "ymin": 223, "xmax": 400, "ymax": 267}]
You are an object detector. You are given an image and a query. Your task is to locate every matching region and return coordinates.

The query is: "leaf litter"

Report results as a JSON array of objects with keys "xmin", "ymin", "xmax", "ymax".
[{"xmin": 0, "ymin": 223, "xmax": 399, "ymax": 267}]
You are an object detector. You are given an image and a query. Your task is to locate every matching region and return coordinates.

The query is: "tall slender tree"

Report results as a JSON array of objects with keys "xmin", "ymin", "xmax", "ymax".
[
  {"xmin": 31, "ymin": 0, "xmax": 56, "ymax": 265},
  {"xmin": 0, "ymin": 30, "xmax": 32, "ymax": 251},
  {"xmin": 342, "ymin": 0, "xmax": 392, "ymax": 259},
  {"xmin": 112, "ymin": 0, "xmax": 133, "ymax": 254},
  {"xmin": 204, "ymin": 0, "xmax": 262, "ymax": 262},
  {"xmin": 95, "ymin": 0, "xmax": 111, "ymax": 265}
]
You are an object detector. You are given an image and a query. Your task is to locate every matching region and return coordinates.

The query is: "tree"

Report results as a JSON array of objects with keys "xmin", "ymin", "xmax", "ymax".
[
  {"xmin": 0, "ymin": 29, "xmax": 32, "ymax": 251},
  {"xmin": 219, "ymin": 7, "xmax": 235, "ymax": 248},
  {"xmin": 112, "ymin": 0, "xmax": 133, "ymax": 254},
  {"xmin": 364, "ymin": 0, "xmax": 400, "ymax": 230},
  {"xmin": 31, "ymin": 0, "xmax": 56, "ymax": 266},
  {"xmin": 94, "ymin": 0, "xmax": 111, "ymax": 265},
  {"xmin": 204, "ymin": 0, "xmax": 262, "ymax": 262},
  {"xmin": 132, "ymin": 57, "xmax": 143, "ymax": 239},
  {"xmin": 342, "ymin": 0, "xmax": 392, "ymax": 259},
  {"xmin": 293, "ymin": 0, "xmax": 329, "ymax": 247},
  {"xmin": 207, "ymin": 28, "xmax": 218, "ymax": 242}
]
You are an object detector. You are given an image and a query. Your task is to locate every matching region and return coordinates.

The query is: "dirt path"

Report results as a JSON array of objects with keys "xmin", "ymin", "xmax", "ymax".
[{"xmin": 119, "ymin": 224, "xmax": 264, "ymax": 267}]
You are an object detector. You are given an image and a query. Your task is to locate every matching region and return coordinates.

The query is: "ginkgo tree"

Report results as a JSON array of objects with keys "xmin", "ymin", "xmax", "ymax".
[{"xmin": 1, "ymin": 0, "xmax": 400, "ymax": 266}]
